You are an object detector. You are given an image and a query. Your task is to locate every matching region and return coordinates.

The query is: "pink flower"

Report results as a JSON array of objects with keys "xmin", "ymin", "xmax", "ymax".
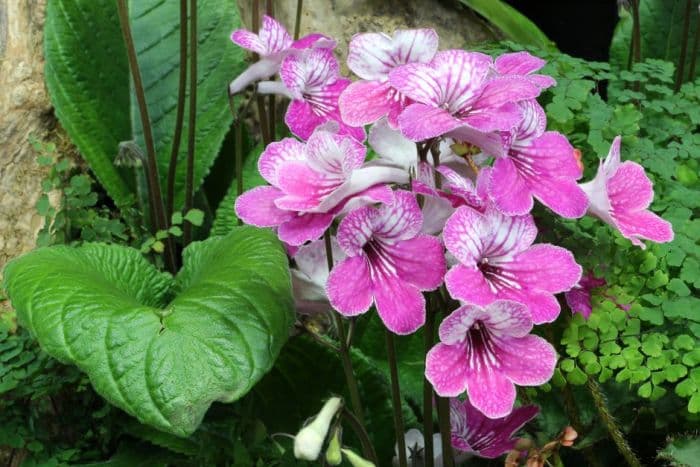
[
  {"xmin": 279, "ymin": 48, "xmax": 365, "ymax": 141},
  {"xmin": 564, "ymin": 273, "xmax": 606, "ymax": 319},
  {"xmin": 326, "ymin": 191, "xmax": 446, "ymax": 334},
  {"xmin": 450, "ymin": 397, "xmax": 539, "ymax": 458},
  {"xmin": 229, "ymin": 15, "xmax": 334, "ymax": 95},
  {"xmin": 389, "ymin": 50, "xmax": 540, "ymax": 147},
  {"xmin": 235, "ymin": 130, "xmax": 406, "ymax": 245},
  {"xmin": 494, "ymin": 51, "xmax": 556, "ymax": 89},
  {"xmin": 488, "ymin": 100, "xmax": 588, "ymax": 218},
  {"xmin": 339, "ymin": 29, "xmax": 439, "ymax": 128},
  {"xmin": 425, "ymin": 300, "xmax": 556, "ymax": 418},
  {"xmin": 291, "ymin": 237, "xmax": 346, "ymax": 315},
  {"xmin": 579, "ymin": 136, "xmax": 674, "ymax": 248},
  {"xmin": 443, "ymin": 205, "xmax": 582, "ymax": 324}
]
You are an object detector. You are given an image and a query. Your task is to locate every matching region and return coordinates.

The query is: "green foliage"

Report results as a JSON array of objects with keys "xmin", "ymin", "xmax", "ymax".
[
  {"xmin": 459, "ymin": 0, "xmax": 556, "ymax": 51},
  {"xmin": 140, "ymin": 209, "xmax": 204, "ymax": 254},
  {"xmin": 658, "ymin": 435, "xmax": 700, "ymax": 466},
  {"xmin": 3, "ymin": 228, "xmax": 294, "ymax": 436}
]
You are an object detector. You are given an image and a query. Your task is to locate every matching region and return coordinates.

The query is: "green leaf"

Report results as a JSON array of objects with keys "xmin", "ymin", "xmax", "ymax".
[
  {"xmin": 184, "ymin": 209, "xmax": 205, "ymax": 227},
  {"xmin": 44, "ymin": 0, "xmax": 133, "ymax": 207},
  {"xmin": 663, "ymin": 297, "xmax": 700, "ymax": 321},
  {"xmin": 459, "ymin": 0, "xmax": 556, "ymax": 51},
  {"xmin": 659, "ymin": 436, "xmax": 700, "ymax": 466},
  {"xmin": 2, "ymin": 227, "xmax": 294, "ymax": 436},
  {"xmin": 129, "ymin": 0, "xmax": 246, "ymax": 210}
]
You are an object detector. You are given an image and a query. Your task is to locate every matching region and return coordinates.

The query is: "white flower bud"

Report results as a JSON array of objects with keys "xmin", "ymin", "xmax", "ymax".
[
  {"xmin": 293, "ymin": 397, "xmax": 342, "ymax": 461},
  {"xmin": 341, "ymin": 448, "xmax": 376, "ymax": 467}
]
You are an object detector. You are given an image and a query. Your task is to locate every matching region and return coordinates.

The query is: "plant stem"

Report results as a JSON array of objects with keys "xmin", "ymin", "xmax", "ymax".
[
  {"xmin": 688, "ymin": 11, "xmax": 700, "ymax": 81},
  {"xmin": 182, "ymin": 0, "xmax": 198, "ymax": 246},
  {"xmin": 422, "ymin": 305, "xmax": 436, "ymax": 467},
  {"xmin": 587, "ymin": 377, "xmax": 642, "ymax": 467},
  {"xmin": 631, "ymin": 0, "xmax": 641, "ymax": 64},
  {"xmin": 386, "ymin": 329, "xmax": 407, "ymax": 467},
  {"xmin": 294, "ymin": 0, "xmax": 303, "ymax": 40},
  {"xmin": 323, "ymin": 231, "xmax": 365, "ymax": 427},
  {"xmin": 251, "ymin": 0, "xmax": 271, "ymax": 145},
  {"xmin": 166, "ymin": 0, "xmax": 188, "ymax": 220},
  {"xmin": 234, "ymin": 122, "xmax": 243, "ymax": 226},
  {"xmin": 436, "ymin": 395, "xmax": 454, "ymax": 467},
  {"xmin": 675, "ymin": 0, "xmax": 693, "ymax": 92},
  {"xmin": 341, "ymin": 408, "xmax": 379, "ymax": 465},
  {"xmin": 266, "ymin": 0, "xmax": 276, "ymax": 141},
  {"xmin": 116, "ymin": 0, "xmax": 176, "ymax": 273}
]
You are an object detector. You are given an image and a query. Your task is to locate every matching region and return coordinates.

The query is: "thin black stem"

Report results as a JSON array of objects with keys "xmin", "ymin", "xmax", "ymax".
[
  {"xmin": 251, "ymin": 0, "xmax": 271, "ymax": 144},
  {"xmin": 688, "ymin": 11, "xmax": 700, "ymax": 81},
  {"xmin": 235, "ymin": 122, "xmax": 243, "ymax": 226},
  {"xmin": 166, "ymin": 0, "xmax": 188, "ymax": 220},
  {"xmin": 323, "ymin": 231, "xmax": 365, "ymax": 427},
  {"xmin": 422, "ymin": 305, "xmax": 436, "ymax": 467},
  {"xmin": 116, "ymin": 0, "xmax": 176, "ymax": 273},
  {"xmin": 183, "ymin": 0, "xmax": 198, "ymax": 245},
  {"xmin": 294, "ymin": 0, "xmax": 303, "ymax": 40},
  {"xmin": 341, "ymin": 409, "xmax": 379, "ymax": 465},
  {"xmin": 386, "ymin": 330, "xmax": 407, "ymax": 467},
  {"xmin": 436, "ymin": 396, "xmax": 454, "ymax": 467},
  {"xmin": 676, "ymin": 0, "xmax": 693, "ymax": 92},
  {"xmin": 266, "ymin": 1, "xmax": 276, "ymax": 140},
  {"xmin": 632, "ymin": 0, "xmax": 641, "ymax": 64}
]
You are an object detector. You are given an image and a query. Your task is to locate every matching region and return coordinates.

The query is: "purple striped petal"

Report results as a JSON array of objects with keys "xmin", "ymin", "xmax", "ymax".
[
  {"xmin": 305, "ymin": 130, "xmax": 366, "ymax": 174},
  {"xmin": 336, "ymin": 205, "xmax": 378, "ymax": 256},
  {"xmin": 462, "ymin": 102, "xmax": 523, "ymax": 133},
  {"xmin": 339, "ymin": 80, "xmax": 396, "ymax": 127},
  {"xmin": 374, "ymin": 190, "xmax": 423, "ymax": 241},
  {"xmin": 259, "ymin": 15, "xmax": 293, "ymax": 54},
  {"xmin": 430, "ymin": 50, "xmax": 492, "ymax": 113},
  {"xmin": 389, "ymin": 62, "xmax": 442, "ymax": 105},
  {"xmin": 285, "ymin": 100, "xmax": 328, "ymax": 141},
  {"xmin": 280, "ymin": 48, "xmax": 340, "ymax": 98},
  {"xmin": 507, "ymin": 244, "xmax": 582, "ymax": 293},
  {"xmin": 471, "ymin": 76, "xmax": 540, "ymax": 111},
  {"xmin": 230, "ymin": 29, "xmax": 266, "ymax": 55}
]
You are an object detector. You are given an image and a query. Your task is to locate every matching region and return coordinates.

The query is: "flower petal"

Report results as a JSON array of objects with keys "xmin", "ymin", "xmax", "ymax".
[
  {"xmin": 235, "ymin": 186, "xmax": 293, "ymax": 227},
  {"xmin": 607, "ymin": 161, "xmax": 654, "ymax": 212},
  {"xmin": 445, "ymin": 265, "xmax": 496, "ymax": 305},
  {"xmin": 229, "ymin": 58, "xmax": 282, "ymax": 95},
  {"xmin": 285, "ymin": 100, "xmax": 328, "ymax": 141},
  {"xmin": 438, "ymin": 303, "xmax": 484, "ymax": 345},
  {"xmin": 499, "ymin": 335, "xmax": 557, "ymax": 386},
  {"xmin": 431, "ymin": 50, "xmax": 492, "ymax": 112},
  {"xmin": 443, "ymin": 206, "xmax": 486, "ymax": 266},
  {"xmin": 230, "ymin": 29, "xmax": 266, "ymax": 55},
  {"xmin": 278, "ymin": 212, "xmax": 334, "ymax": 245},
  {"xmin": 392, "ymin": 28, "xmax": 440, "ymax": 65},
  {"xmin": 374, "ymin": 190, "xmax": 423, "ymax": 240},
  {"xmin": 390, "ymin": 235, "xmax": 446, "ymax": 290},
  {"xmin": 327, "ymin": 256, "xmax": 374, "ymax": 316},
  {"xmin": 500, "ymin": 288, "xmax": 562, "ymax": 324},
  {"xmin": 495, "ymin": 51, "xmax": 546, "ymax": 76},
  {"xmin": 531, "ymin": 175, "xmax": 589, "ymax": 218},
  {"xmin": 368, "ymin": 118, "xmax": 418, "ymax": 170},
  {"xmin": 613, "ymin": 209, "xmax": 674, "ymax": 247},
  {"xmin": 462, "ymin": 102, "xmax": 523, "ymax": 133},
  {"xmin": 397, "ymin": 103, "xmax": 462, "ymax": 141},
  {"xmin": 336, "ymin": 206, "xmax": 378, "ymax": 256},
  {"xmin": 489, "ymin": 156, "xmax": 534, "ymax": 216},
  {"xmin": 471, "ymin": 76, "xmax": 540, "ymax": 111},
  {"xmin": 507, "ymin": 244, "xmax": 582, "ymax": 293},
  {"xmin": 426, "ymin": 343, "xmax": 469, "ymax": 396},
  {"xmin": 306, "ymin": 130, "xmax": 366, "ymax": 174},
  {"xmin": 374, "ymin": 274, "xmax": 426, "ymax": 334},
  {"xmin": 258, "ymin": 15, "xmax": 293, "ymax": 54},
  {"xmin": 482, "ymin": 300, "xmax": 532, "ymax": 338},
  {"xmin": 389, "ymin": 62, "xmax": 441, "ymax": 105},
  {"xmin": 338, "ymin": 80, "xmax": 395, "ymax": 127},
  {"xmin": 447, "ymin": 125, "xmax": 507, "ymax": 158},
  {"xmin": 258, "ymin": 137, "xmax": 306, "ymax": 185},
  {"xmin": 280, "ymin": 48, "xmax": 340, "ymax": 97},
  {"xmin": 347, "ymin": 32, "xmax": 395, "ymax": 80},
  {"xmin": 465, "ymin": 363, "xmax": 516, "ymax": 419}
]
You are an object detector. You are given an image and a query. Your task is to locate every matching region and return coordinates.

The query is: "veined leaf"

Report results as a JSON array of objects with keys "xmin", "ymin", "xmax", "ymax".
[{"xmin": 3, "ymin": 227, "xmax": 294, "ymax": 436}]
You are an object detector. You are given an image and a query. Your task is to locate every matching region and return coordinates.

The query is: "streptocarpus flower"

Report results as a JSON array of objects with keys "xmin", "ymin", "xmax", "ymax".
[
  {"xmin": 235, "ymin": 130, "xmax": 406, "ymax": 245},
  {"xmin": 579, "ymin": 136, "xmax": 674, "ymax": 248},
  {"xmin": 291, "ymin": 237, "xmax": 346, "ymax": 314},
  {"xmin": 443, "ymin": 205, "xmax": 582, "ymax": 323},
  {"xmin": 450, "ymin": 397, "xmax": 539, "ymax": 458},
  {"xmin": 564, "ymin": 273, "xmax": 606, "ymax": 319},
  {"xmin": 229, "ymin": 15, "xmax": 334, "ymax": 95},
  {"xmin": 326, "ymin": 191, "xmax": 446, "ymax": 334},
  {"xmin": 494, "ymin": 51, "xmax": 556, "ymax": 89},
  {"xmin": 339, "ymin": 29, "xmax": 439, "ymax": 128},
  {"xmin": 279, "ymin": 48, "xmax": 365, "ymax": 141},
  {"xmin": 389, "ymin": 50, "xmax": 541, "ymax": 146},
  {"xmin": 425, "ymin": 300, "xmax": 557, "ymax": 418},
  {"xmin": 488, "ymin": 100, "xmax": 588, "ymax": 218}
]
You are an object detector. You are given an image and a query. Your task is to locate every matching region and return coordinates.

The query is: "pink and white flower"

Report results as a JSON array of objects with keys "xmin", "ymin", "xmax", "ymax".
[
  {"xmin": 326, "ymin": 191, "xmax": 446, "ymax": 335},
  {"xmin": 235, "ymin": 130, "xmax": 406, "ymax": 245},
  {"xmin": 488, "ymin": 100, "xmax": 588, "ymax": 218},
  {"xmin": 389, "ymin": 50, "xmax": 540, "ymax": 150},
  {"xmin": 494, "ymin": 51, "xmax": 556, "ymax": 89},
  {"xmin": 425, "ymin": 300, "xmax": 557, "ymax": 418},
  {"xmin": 279, "ymin": 48, "xmax": 365, "ymax": 141},
  {"xmin": 291, "ymin": 237, "xmax": 346, "ymax": 315},
  {"xmin": 579, "ymin": 136, "xmax": 674, "ymax": 248},
  {"xmin": 450, "ymin": 397, "xmax": 539, "ymax": 458},
  {"xmin": 443, "ymin": 205, "xmax": 582, "ymax": 324},
  {"xmin": 339, "ymin": 29, "xmax": 439, "ymax": 128},
  {"xmin": 229, "ymin": 15, "xmax": 334, "ymax": 95}
]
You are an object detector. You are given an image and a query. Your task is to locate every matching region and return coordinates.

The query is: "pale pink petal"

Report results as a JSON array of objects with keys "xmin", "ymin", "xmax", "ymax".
[
  {"xmin": 392, "ymin": 28, "xmax": 439, "ymax": 65},
  {"xmin": 397, "ymin": 103, "xmax": 462, "ymax": 141},
  {"xmin": 374, "ymin": 191, "xmax": 423, "ymax": 240},
  {"xmin": 499, "ymin": 335, "xmax": 557, "ymax": 386},
  {"xmin": 318, "ymin": 165, "xmax": 407, "ymax": 212},
  {"xmin": 305, "ymin": 130, "xmax": 366, "ymax": 174},
  {"xmin": 229, "ymin": 58, "xmax": 282, "ymax": 95},
  {"xmin": 507, "ymin": 244, "xmax": 582, "ymax": 293},
  {"xmin": 327, "ymin": 257, "xmax": 374, "ymax": 316},
  {"xmin": 258, "ymin": 137, "xmax": 306, "ymax": 185},
  {"xmin": 480, "ymin": 205, "xmax": 537, "ymax": 256},
  {"xmin": 443, "ymin": 206, "xmax": 486, "ymax": 266},
  {"xmin": 389, "ymin": 62, "xmax": 441, "ymax": 105},
  {"xmin": 465, "ymin": 365, "xmax": 516, "ymax": 419},
  {"xmin": 390, "ymin": 235, "xmax": 446, "ymax": 290},
  {"xmin": 494, "ymin": 52, "xmax": 546, "ymax": 76},
  {"xmin": 258, "ymin": 15, "xmax": 293, "ymax": 54},
  {"xmin": 602, "ymin": 136, "xmax": 622, "ymax": 175},
  {"xmin": 447, "ymin": 126, "xmax": 507, "ymax": 158},
  {"xmin": 230, "ymin": 29, "xmax": 266, "ymax": 55},
  {"xmin": 430, "ymin": 50, "xmax": 492, "ymax": 113},
  {"xmin": 445, "ymin": 265, "xmax": 496, "ymax": 305},
  {"xmin": 471, "ymin": 76, "xmax": 540, "ymax": 111},
  {"xmin": 613, "ymin": 209, "xmax": 675, "ymax": 247},
  {"xmin": 294, "ymin": 237, "xmax": 345, "ymax": 288},
  {"xmin": 339, "ymin": 184, "xmax": 395, "ymax": 214},
  {"xmin": 278, "ymin": 212, "xmax": 334, "ymax": 245},
  {"xmin": 462, "ymin": 102, "xmax": 523, "ymax": 133},
  {"xmin": 280, "ymin": 48, "xmax": 340, "ymax": 97},
  {"xmin": 607, "ymin": 161, "xmax": 654, "ymax": 211},
  {"xmin": 285, "ymin": 100, "xmax": 328, "ymax": 141},
  {"xmin": 489, "ymin": 157, "xmax": 534, "ymax": 215},
  {"xmin": 482, "ymin": 300, "xmax": 532, "ymax": 338},
  {"xmin": 338, "ymin": 80, "xmax": 394, "ymax": 127},
  {"xmin": 235, "ymin": 186, "xmax": 294, "ymax": 227},
  {"xmin": 336, "ymin": 205, "xmax": 378, "ymax": 256},
  {"xmin": 425, "ymin": 343, "xmax": 469, "ymax": 396},
  {"xmin": 438, "ymin": 304, "xmax": 483, "ymax": 345},
  {"xmin": 373, "ymin": 274, "xmax": 426, "ymax": 334},
  {"xmin": 347, "ymin": 32, "xmax": 395, "ymax": 80},
  {"xmin": 368, "ymin": 118, "xmax": 418, "ymax": 170}
]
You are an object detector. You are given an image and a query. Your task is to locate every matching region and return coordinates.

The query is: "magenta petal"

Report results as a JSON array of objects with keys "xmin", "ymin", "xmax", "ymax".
[
  {"xmin": 482, "ymin": 300, "xmax": 532, "ymax": 338},
  {"xmin": 465, "ymin": 364, "xmax": 516, "ymax": 419},
  {"xmin": 443, "ymin": 206, "xmax": 485, "ymax": 265},
  {"xmin": 523, "ymin": 131, "xmax": 582, "ymax": 178},
  {"xmin": 489, "ymin": 157, "xmax": 534, "ymax": 215},
  {"xmin": 614, "ymin": 209, "xmax": 675, "ymax": 247},
  {"xmin": 389, "ymin": 62, "xmax": 441, "ymax": 105},
  {"xmin": 531, "ymin": 176, "xmax": 589, "ymax": 218},
  {"xmin": 277, "ymin": 212, "xmax": 334, "ymax": 246},
  {"xmin": 607, "ymin": 161, "xmax": 654, "ymax": 211},
  {"xmin": 327, "ymin": 257, "xmax": 374, "ymax": 316},
  {"xmin": 508, "ymin": 244, "xmax": 582, "ymax": 293},
  {"xmin": 391, "ymin": 235, "xmax": 446, "ymax": 290},
  {"xmin": 339, "ymin": 80, "xmax": 394, "ymax": 127},
  {"xmin": 258, "ymin": 138, "xmax": 306, "ymax": 185},
  {"xmin": 336, "ymin": 206, "xmax": 377, "ymax": 255},
  {"xmin": 565, "ymin": 287, "xmax": 593, "ymax": 319},
  {"xmin": 398, "ymin": 103, "xmax": 462, "ymax": 141},
  {"xmin": 502, "ymin": 288, "xmax": 562, "ymax": 324},
  {"xmin": 463, "ymin": 102, "xmax": 523, "ymax": 133},
  {"xmin": 426, "ymin": 343, "xmax": 469, "ymax": 396},
  {"xmin": 445, "ymin": 265, "xmax": 496, "ymax": 306},
  {"xmin": 230, "ymin": 29, "xmax": 266, "ymax": 54},
  {"xmin": 373, "ymin": 274, "xmax": 426, "ymax": 334},
  {"xmin": 495, "ymin": 51, "xmax": 546, "ymax": 76},
  {"xmin": 499, "ymin": 335, "xmax": 557, "ymax": 386},
  {"xmin": 235, "ymin": 186, "xmax": 293, "ymax": 227},
  {"xmin": 285, "ymin": 100, "xmax": 328, "ymax": 141},
  {"xmin": 374, "ymin": 190, "xmax": 423, "ymax": 240},
  {"xmin": 472, "ymin": 76, "xmax": 540, "ymax": 110}
]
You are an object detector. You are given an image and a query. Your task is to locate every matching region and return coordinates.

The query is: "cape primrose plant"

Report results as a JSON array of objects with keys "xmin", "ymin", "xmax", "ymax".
[{"xmin": 229, "ymin": 17, "xmax": 674, "ymax": 464}]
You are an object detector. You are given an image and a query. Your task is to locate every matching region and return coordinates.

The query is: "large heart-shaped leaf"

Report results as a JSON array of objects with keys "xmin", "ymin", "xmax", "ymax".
[
  {"xmin": 130, "ymin": 0, "xmax": 246, "ymax": 209},
  {"xmin": 2, "ymin": 227, "xmax": 294, "ymax": 436}
]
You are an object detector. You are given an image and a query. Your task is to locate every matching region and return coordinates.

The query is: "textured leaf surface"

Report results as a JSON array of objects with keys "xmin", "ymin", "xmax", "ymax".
[
  {"xmin": 129, "ymin": 0, "xmax": 247, "ymax": 209},
  {"xmin": 3, "ymin": 227, "xmax": 294, "ymax": 436},
  {"xmin": 44, "ymin": 0, "xmax": 134, "ymax": 207}
]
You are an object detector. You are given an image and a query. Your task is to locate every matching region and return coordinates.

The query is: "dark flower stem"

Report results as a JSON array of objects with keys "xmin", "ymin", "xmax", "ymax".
[
  {"xmin": 266, "ymin": 0, "xmax": 276, "ymax": 141},
  {"xmin": 234, "ymin": 121, "xmax": 243, "ymax": 226},
  {"xmin": 675, "ymin": 0, "xmax": 694, "ymax": 92},
  {"xmin": 251, "ymin": 1, "xmax": 271, "ymax": 145},
  {"xmin": 183, "ymin": 0, "xmax": 198, "ymax": 246},
  {"xmin": 436, "ymin": 396, "xmax": 454, "ymax": 467},
  {"xmin": 341, "ymin": 408, "xmax": 379, "ymax": 465},
  {"xmin": 294, "ymin": 0, "xmax": 303, "ymax": 40},
  {"xmin": 688, "ymin": 12, "xmax": 700, "ymax": 81},
  {"xmin": 386, "ymin": 330, "xmax": 407, "ymax": 467},
  {"xmin": 422, "ymin": 305, "xmax": 436, "ymax": 467},
  {"xmin": 166, "ymin": 0, "xmax": 188, "ymax": 220},
  {"xmin": 116, "ymin": 0, "xmax": 176, "ymax": 273}
]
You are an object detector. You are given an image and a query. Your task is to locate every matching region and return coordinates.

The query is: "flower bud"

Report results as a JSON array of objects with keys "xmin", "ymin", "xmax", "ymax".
[
  {"xmin": 325, "ymin": 427, "xmax": 343, "ymax": 466},
  {"xmin": 560, "ymin": 426, "xmax": 578, "ymax": 447},
  {"xmin": 341, "ymin": 448, "xmax": 376, "ymax": 467},
  {"xmin": 293, "ymin": 397, "xmax": 342, "ymax": 461}
]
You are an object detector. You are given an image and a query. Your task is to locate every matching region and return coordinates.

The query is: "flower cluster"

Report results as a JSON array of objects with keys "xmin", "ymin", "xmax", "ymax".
[{"xmin": 229, "ymin": 16, "xmax": 673, "ymax": 451}]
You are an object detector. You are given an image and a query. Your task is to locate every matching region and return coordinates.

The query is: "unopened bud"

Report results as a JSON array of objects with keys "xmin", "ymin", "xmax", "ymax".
[
  {"xmin": 560, "ymin": 426, "xmax": 578, "ymax": 447},
  {"xmin": 294, "ymin": 397, "xmax": 343, "ymax": 461},
  {"xmin": 325, "ymin": 427, "xmax": 343, "ymax": 466},
  {"xmin": 341, "ymin": 448, "xmax": 376, "ymax": 467}
]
